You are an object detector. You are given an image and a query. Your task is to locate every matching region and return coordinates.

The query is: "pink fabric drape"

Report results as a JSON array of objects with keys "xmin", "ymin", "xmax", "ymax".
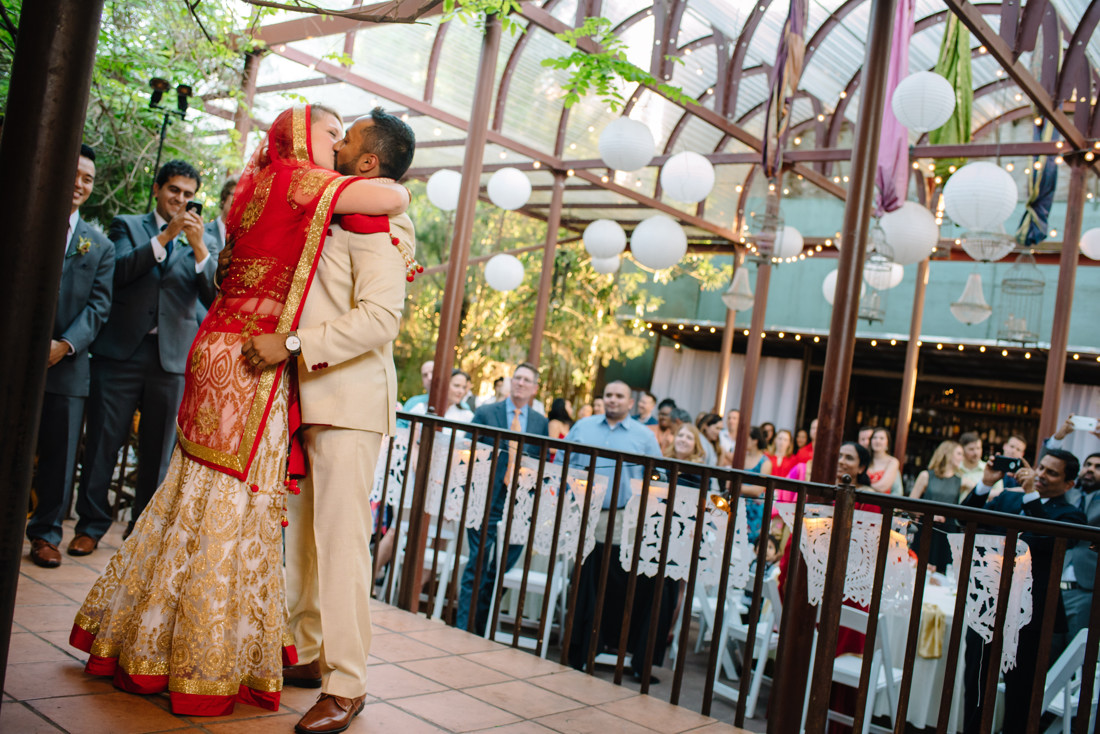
[{"xmin": 874, "ymin": 0, "xmax": 917, "ymax": 216}]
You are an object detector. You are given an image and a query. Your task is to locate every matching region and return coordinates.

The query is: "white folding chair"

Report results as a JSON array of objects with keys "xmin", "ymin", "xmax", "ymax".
[
  {"xmin": 802, "ymin": 605, "xmax": 904, "ymax": 734},
  {"xmin": 992, "ymin": 627, "xmax": 1092, "ymax": 734},
  {"xmin": 710, "ymin": 567, "xmax": 781, "ymax": 719}
]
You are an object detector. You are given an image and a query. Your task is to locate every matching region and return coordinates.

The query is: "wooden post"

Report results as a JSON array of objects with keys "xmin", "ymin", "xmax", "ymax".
[
  {"xmin": 894, "ymin": 258, "xmax": 929, "ymax": 464},
  {"xmin": 731, "ymin": 260, "xmax": 771, "ymax": 469},
  {"xmin": 769, "ymin": 0, "xmax": 898, "ymax": 730},
  {"xmin": 527, "ymin": 171, "xmax": 565, "ymax": 366},
  {"xmin": 0, "ymin": 0, "xmax": 106, "ymax": 692},
  {"xmin": 234, "ymin": 50, "xmax": 262, "ymax": 154},
  {"xmin": 1037, "ymin": 162, "xmax": 1086, "ymax": 449},
  {"xmin": 399, "ymin": 15, "xmax": 502, "ymax": 611}
]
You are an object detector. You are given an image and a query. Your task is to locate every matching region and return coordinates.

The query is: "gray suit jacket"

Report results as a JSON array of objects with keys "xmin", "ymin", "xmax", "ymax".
[
  {"xmin": 203, "ymin": 218, "xmax": 226, "ymax": 252},
  {"xmin": 1064, "ymin": 487, "xmax": 1100, "ymax": 591},
  {"xmin": 91, "ymin": 212, "xmax": 219, "ymax": 374},
  {"xmin": 46, "ymin": 216, "xmax": 115, "ymax": 397}
]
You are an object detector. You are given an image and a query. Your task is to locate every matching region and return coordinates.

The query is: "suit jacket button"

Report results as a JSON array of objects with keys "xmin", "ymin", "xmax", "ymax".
[{"xmin": 327, "ymin": 228, "xmax": 333, "ymax": 237}]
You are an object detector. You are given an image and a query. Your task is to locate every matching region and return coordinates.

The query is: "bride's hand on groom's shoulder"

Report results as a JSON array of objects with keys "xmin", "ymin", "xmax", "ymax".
[{"xmin": 242, "ymin": 333, "xmax": 290, "ymax": 370}]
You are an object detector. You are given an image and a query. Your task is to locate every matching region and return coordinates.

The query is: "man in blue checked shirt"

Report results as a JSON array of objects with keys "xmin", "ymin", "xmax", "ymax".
[{"xmin": 560, "ymin": 381, "xmax": 668, "ymax": 679}]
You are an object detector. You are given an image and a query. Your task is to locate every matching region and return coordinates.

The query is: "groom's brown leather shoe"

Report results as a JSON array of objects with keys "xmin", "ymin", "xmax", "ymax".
[
  {"xmin": 295, "ymin": 693, "xmax": 366, "ymax": 734},
  {"xmin": 283, "ymin": 659, "xmax": 322, "ymax": 688},
  {"xmin": 30, "ymin": 539, "xmax": 61, "ymax": 568},
  {"xmin": 67, "ymin": 534, "xmax": 98, "ymax": 556}
]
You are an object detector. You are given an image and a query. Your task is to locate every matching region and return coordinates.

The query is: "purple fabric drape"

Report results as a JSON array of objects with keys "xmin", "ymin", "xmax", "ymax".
[
  {"xmin": 762, "ymin": 0, "xmax": 806, "ymax": 180},
  {"xmin": 874, "ymin": 0, "xmax": 917, "ymax": 216}
]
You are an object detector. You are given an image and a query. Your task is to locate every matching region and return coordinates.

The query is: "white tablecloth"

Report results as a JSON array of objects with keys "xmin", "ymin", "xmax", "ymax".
[{"xmin": 874, "ymin": 582, "xmax": 1003, "ymax": 732}]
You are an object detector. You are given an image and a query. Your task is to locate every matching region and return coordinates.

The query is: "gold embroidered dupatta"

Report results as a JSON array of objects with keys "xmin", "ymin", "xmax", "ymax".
[{"xmin": 177, "ymin": 106, "xmax": 352, "ymax": 480}]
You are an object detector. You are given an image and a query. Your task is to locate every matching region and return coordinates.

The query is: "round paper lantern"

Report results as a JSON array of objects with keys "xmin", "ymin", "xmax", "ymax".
[
  {"xmin": 879, "ymin": 202, "xmax": 939, "ymax": 265},
  {"xmin": 487, "ymin": 167, "xmax": 532, "ymax": 210},
  {"xmin": 1080, "ymin": 228, "xmax": 1100, "ymax": 260},
  {"xmin": 773, "ymin": 225, "xmax": 804, "ymax": 259},
  {"xmin": 943, "ymin": 161, "xmax": 1019, "ymax": 231},
  {"xmin": 583, "ymin": 219, "xmax": 627, "ymax": 258},
  {"xmin": 891, "ymin": 71, "xmax": 956, "ymax": 133},
  {"xmin": 822, "ymin": 268, "xmax": 866, "ymax": 305},
  {"xmin": 630, "ymin": 214, "xmax": 687, "ymax": 270},
  {"xmin": 660, "ymin": 151, "xmax": 715, "ymax": 203},
  {"xmin": 598, "ymin": 117, "xmax": 655, "ymax": 172},
  {"xmin": 425, "ymin": 169, "xmax": 461, "ymax": 211},
  {"xmin": 484, "ymin": 254, "xmax": 524, "ymax": 291},
  {"xmin": 590, "ymin": 255, "xmax": 620, "ymax": 274},
  {"xmin": 863, "ymin": 261, "xmax": 904, "ymax": 290}
]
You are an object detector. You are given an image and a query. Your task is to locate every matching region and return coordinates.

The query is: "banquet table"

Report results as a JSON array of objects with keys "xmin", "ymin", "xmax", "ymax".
[{"xmin": 872, "ymin": 580, "xmax": 1004, "ymax": 732}]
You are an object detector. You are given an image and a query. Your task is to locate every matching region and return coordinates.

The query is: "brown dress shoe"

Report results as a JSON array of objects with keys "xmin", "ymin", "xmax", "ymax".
[
  {"xmin": 67, "ymin": 534, "xmax": 98, "ymax": 556},
  {"xmin": 283, "ymin": 659, "xmax": 322, "ymax": 688},
  {"xmin": 295, "ymin": 693, "xmax": 366, "ymax": 734},
  {"xmin": 30, "ymin": 539, "xmax": 61, "ymax": 568}
]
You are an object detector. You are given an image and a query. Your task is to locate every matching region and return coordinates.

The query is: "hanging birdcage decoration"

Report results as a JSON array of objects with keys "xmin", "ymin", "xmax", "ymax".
[
  {"xmin": 857, "ymin": 224, "xmax": 891, "ymax": 324},
  {"xmin": 745, "ymin": 209, "xmax": 783, "ymax": 260},
  {"xmin": 996, "ymin": 252, "xmax": 1044, "ymax": 345}
]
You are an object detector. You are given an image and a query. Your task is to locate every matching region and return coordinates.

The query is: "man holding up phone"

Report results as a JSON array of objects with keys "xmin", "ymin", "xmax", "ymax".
[{"xmin": 70, "ymin": 160, "xmax": 220, "ymax": 552}]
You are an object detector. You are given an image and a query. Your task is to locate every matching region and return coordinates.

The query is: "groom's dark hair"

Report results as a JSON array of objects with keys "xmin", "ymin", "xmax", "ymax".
[{"xmin": 361, "ymin": 107, "xmax": 415, "ymax": 181}]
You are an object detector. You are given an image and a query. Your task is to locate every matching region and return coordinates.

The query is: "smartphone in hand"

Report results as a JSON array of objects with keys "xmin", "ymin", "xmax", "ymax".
[
  {"xmin": 185, "ymin": 201, "xmax": 203, "ymax": 216},
  {"xmin": 991, "ymin": 455, "xmax": 1023, "ymax": 473}
]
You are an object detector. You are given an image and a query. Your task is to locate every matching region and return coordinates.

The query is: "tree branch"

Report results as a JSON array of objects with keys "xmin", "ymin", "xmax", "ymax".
[
  {"xmin": 0, "ymin": 1, "xmax": 18, "ymax": 40},
  {"xmin": 238, "ymin": 0, "xmax": 445, "ymax": 24}
]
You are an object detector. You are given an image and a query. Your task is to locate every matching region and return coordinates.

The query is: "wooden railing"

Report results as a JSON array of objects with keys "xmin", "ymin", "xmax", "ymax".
[{"xmin": 375, "ymin": 412, "xmax": 1100, "ymax": 734}]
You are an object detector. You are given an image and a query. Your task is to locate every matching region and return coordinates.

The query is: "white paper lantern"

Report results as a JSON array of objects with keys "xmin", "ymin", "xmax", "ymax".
[
  {"xmin": 484, "ymin": 254, "xmax": 525, "ymax": 291},
  {"xmin": 425, "ymin": 169, "xmax": 461, "ymax": 211},
  {"xmin": 863, "ymin": 261, "xmax": 904, "ymax": 290},
  {"xmin": 891, "ymin": 71, "xmax": 956, "ymax": 133},
  {"xmin": 943, "ymin": 161, "xmax": 1019, "ymax": 231},
  {"xmin": 599, "ymin": 117, "xmax": 655, "ymax": 172},
  {"xmin": 879, "ymin": 202, "xmax": 939, "ymax": 265},
  {"xmin": 590, "ymin": 255, "xmax": 621, "ymax": 274},
  {"xmin": 773, "ymin": 225, "xmax": 804, "ymax": 259},
  {"xmin": 822, "ymin": 268, "xmax": 866, "ymax": 306},
  {"xmin": 660, "ymin": 151, "xmax": 715, "ymax": 203},
  {"xmin": 487, "ymin": 167, "xmax": 532, "ymax": 211},
  {"xmin": 630, "ymin": 214, "xmax": 687, "ymax": 270},
  {"xmin": 583, "ymin": 219, "xmax": 627, "ymax": 258},
  {"xmin": 1080, "ymin": 228, "xmax": 1100, "ymax": 260}
]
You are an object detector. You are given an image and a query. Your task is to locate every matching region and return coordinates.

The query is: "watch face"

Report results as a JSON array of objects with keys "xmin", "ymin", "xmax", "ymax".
[{"xmin": 286, "ymin": 335, "xmax": 302, "ymax": 352}]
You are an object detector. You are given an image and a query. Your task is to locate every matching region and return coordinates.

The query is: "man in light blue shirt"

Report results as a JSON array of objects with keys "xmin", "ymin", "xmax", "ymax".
[
  {"xmin": 562, "ymin": 381, "xmax": 668, "ymax": 678},
  {"xmin": 402, "ymin": 359, "xmax": 433, "ymax": 413},
  {"xmin": 561, "ymin": 380, "xmax": 663, "ymax": 509}
]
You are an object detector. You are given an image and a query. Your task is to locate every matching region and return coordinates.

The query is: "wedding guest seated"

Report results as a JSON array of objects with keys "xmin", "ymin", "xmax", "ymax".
[
  {"xmin": 696, "ymin": 412, "xmax": 729, "ymax": 466},
  {"xmin": 547, "ymin": 397, "xmax": 573, "ymax": 439},
  {"xmin": 768, "ymin": 428, "xmax": 798, "ymax": 478}
]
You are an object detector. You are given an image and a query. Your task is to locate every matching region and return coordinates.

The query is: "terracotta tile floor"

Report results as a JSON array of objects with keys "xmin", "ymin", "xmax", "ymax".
[{"xmin": 4, "ymin": 521, "xmax": 752, "ymax": 734}]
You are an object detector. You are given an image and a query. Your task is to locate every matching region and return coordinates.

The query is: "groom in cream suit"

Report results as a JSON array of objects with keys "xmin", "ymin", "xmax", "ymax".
[{"xmin": 242, "ymin": 108, "xmax": 415, "ymax": 734}]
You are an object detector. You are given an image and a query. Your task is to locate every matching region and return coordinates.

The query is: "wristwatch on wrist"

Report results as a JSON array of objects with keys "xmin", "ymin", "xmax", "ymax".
[{"xmin": 285, "ymin": 331, "xmax": 302, "ymax": 356}]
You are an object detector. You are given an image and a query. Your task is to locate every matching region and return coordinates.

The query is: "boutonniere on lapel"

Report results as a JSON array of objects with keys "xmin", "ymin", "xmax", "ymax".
[{"xmin": 75, "ymin": 236, "xmax": 95, "ymax": 257}]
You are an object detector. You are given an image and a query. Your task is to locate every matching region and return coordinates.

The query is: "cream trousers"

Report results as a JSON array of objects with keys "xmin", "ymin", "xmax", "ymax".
[{"xmin": 285, "ymin": 425, "xmax": 381, "ymax": 698}]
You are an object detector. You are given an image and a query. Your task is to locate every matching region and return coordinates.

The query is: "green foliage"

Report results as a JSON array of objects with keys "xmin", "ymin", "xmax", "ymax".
[
  {"xmin": 0, "ymin": 0, "xmax": 18, "ymax": 106},
  {"xmin": 0, "ymin": 1, "xmax": 265, "ymax": 226},
  {"xmin": 395, "ymin": 182, "xmax": 663, "ymax": 405},
  {"xmin": 541, "ymin": 17, "xmax": 689, "ymax": 111},
  {"xmin": 442, "ymin": 0, "xmax": 526, "ymax": 36}
]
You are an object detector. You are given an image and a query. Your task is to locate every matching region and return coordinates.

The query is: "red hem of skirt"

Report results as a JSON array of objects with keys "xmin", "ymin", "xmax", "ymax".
[{"xmin": 71, "ymin": 623, "xmax": 286, "ymax": 715}]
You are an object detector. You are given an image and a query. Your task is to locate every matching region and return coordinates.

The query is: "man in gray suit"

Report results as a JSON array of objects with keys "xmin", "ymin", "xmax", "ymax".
[
  {"xmin": 457, "ymin": 362, "xmax": 549, "ymax": 635},
  {"xmin": 26, "ymin": 144, "xmax": 115, "ymax": 568},
  {"xmin": 1061, "ymin": 451, "xmax": 1100, "ymax": 642},
  {"xmin": 203, "ymin": 176, "xmax": 236, "ymax": 252},
  {"xmin": 70, "ymin": 159, "xmax": 219, "ymax": 553}
]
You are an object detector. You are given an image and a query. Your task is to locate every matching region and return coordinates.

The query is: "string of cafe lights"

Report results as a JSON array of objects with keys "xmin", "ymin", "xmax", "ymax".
[{"xmin": 638, "ymin": 320, "xmax": 1100, "ymax": 361}]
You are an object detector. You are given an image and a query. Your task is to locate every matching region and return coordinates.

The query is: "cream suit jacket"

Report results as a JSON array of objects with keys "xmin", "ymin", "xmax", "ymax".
[{"xmin": 295, "ymin": 213, "xmax": 414, "ymax": 435}]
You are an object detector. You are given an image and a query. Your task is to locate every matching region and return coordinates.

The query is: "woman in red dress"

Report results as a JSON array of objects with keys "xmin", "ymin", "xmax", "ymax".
[{"xmin": 70, "ymin": 105, "xmax": 412, "ymax": 716}]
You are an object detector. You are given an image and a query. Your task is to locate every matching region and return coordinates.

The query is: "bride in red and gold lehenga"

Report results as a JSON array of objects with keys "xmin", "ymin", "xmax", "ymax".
[{"xmin": 69, "ymin": 105, "xmax": 409, "ymax": 716}]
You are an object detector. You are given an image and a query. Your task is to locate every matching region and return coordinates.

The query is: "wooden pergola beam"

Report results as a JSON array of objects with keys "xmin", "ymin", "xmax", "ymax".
[
  {"xmin": 271, "ymin": 46, "xmax": 742, "ymax": 241},
  {"xmin": 518, "ymin": 4, "xmax": 848, "ymax": 202},
  {"xmin": 942, "ymin": 0, "xmax": 1099, "ymax": 174}
]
